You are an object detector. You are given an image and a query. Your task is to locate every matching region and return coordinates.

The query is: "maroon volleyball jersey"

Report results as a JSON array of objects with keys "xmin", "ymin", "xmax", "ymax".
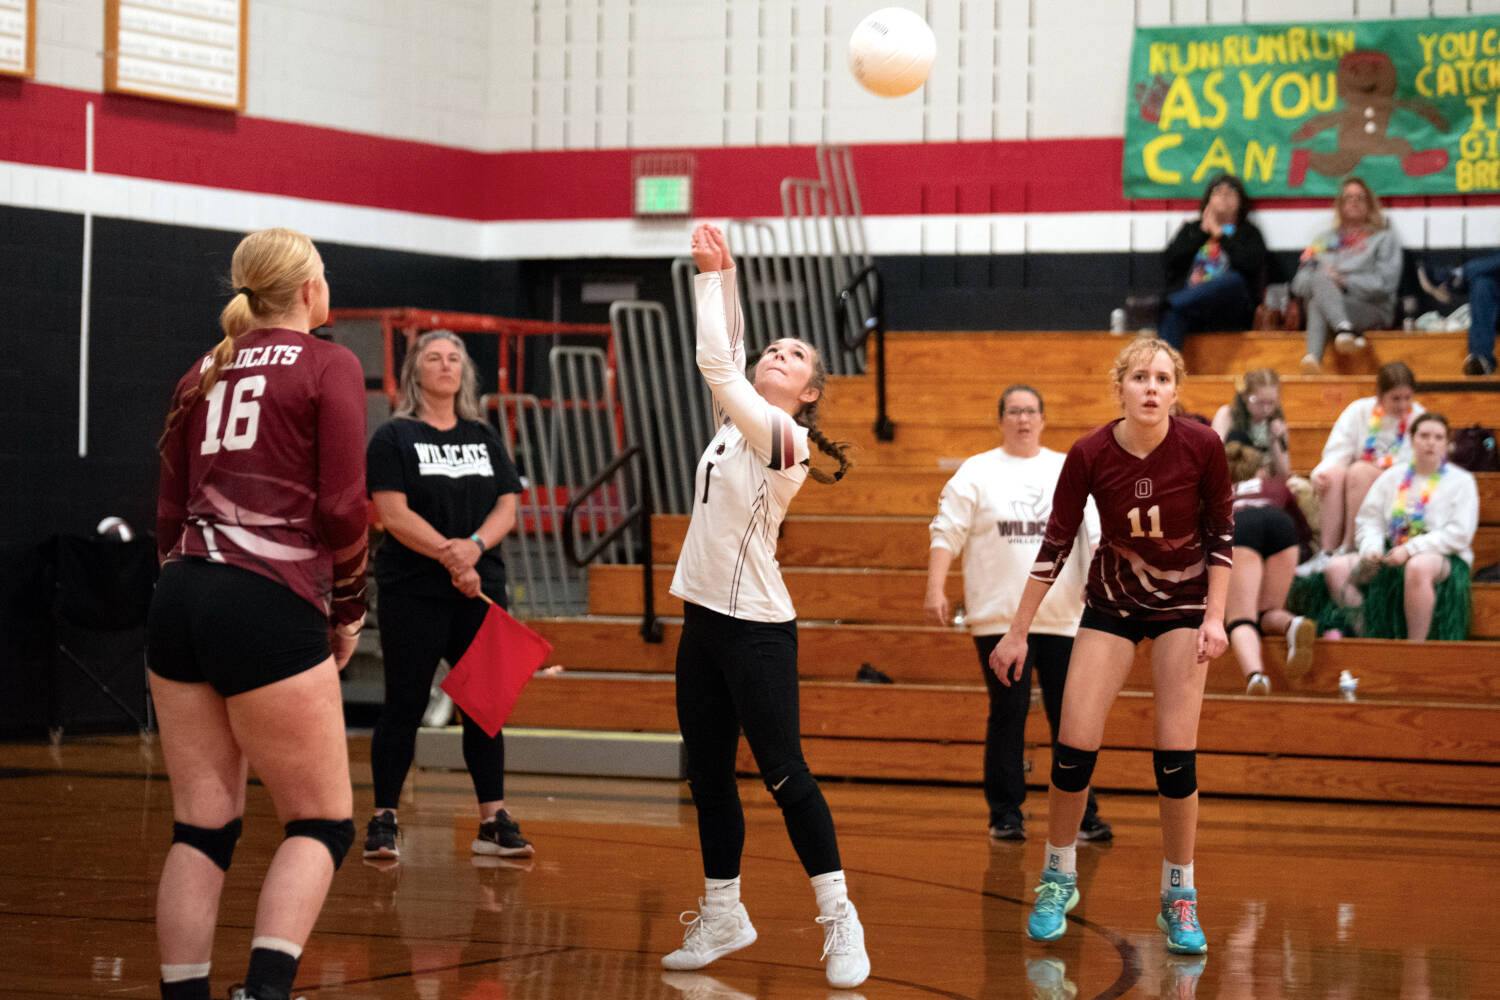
[
  {"xmin": 1032, "ymin": 417, "xmax": 1233, "ymax": 619},
  {"xmin": 156, "ymin": 327, "xmax": 369, "ymax": 628},
  {"xmin": 1232, "ymin": 474, "xmax": 1314, "ymax": 548}
]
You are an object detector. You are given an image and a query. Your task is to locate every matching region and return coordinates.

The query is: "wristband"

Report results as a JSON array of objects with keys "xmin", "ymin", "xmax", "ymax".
[{"xmin": 469, "ymin": 532, "xmax": 485, "ymax": 551}]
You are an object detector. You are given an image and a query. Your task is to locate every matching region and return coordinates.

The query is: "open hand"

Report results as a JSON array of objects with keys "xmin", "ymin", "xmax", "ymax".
[{"xmin": 691, "ymin": 223, "xmax": 734, "ymax": 273}]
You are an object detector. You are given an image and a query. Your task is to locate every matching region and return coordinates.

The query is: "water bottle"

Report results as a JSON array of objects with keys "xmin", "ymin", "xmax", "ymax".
[
  {"xmin": 1338, "ymin": 669, "xmax": 1359, "ymax": 701},
  {"xmin": 1110, "ymin": 308, "xmax": 1126, "ymax": 335},
  {"xmin": 1402, "ymin": 295, "xmax": 1418, "ymax": 332}
]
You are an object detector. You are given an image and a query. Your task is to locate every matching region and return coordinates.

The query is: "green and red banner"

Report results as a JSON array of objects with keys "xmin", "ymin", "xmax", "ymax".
[{"xmin": 1124, "ymin": 16, "xmax": 1500, "ymax": 198}]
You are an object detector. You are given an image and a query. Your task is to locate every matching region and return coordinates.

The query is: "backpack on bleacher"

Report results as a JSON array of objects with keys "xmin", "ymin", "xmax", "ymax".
[{"xmin": 1449, "ymin": 425, "xmax": 1500, "ymax": 472}]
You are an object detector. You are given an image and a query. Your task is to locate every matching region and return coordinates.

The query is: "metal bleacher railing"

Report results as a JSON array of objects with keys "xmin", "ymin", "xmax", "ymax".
[
  {"xmin": 328, "ymin": 308, "xmax": 623, "ymax": 620},
  {"xmin": 329, "ymin": 144, "xmax": 880, "ymax": 627}
]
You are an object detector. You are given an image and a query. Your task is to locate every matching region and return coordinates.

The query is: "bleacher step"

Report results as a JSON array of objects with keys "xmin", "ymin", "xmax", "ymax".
[{"xmin": 415, "ymin": 723, "xmax": 684, "ymax": 779}]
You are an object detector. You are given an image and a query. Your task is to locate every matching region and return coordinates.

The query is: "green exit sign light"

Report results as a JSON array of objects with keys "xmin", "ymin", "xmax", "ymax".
[{"xmin": 635, "ymin": 175, "xmax": 692, "ymax": 216}]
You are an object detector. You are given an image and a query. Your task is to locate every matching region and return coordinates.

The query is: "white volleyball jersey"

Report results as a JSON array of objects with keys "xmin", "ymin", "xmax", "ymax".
[{"xmin": 670, "ymin": 268, "xmax": 811, "ymax": 622}]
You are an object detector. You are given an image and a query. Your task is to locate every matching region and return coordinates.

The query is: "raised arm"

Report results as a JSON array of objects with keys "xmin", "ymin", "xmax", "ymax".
[{"xmin": 691, "ymin": 224, "xmax": 807, "ymax": 470}]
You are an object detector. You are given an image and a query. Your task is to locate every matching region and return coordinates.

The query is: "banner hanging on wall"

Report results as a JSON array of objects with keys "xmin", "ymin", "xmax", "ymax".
[{"xmin": 1123, "ymin": 16, "xmax": 1500, "ymax": 198}]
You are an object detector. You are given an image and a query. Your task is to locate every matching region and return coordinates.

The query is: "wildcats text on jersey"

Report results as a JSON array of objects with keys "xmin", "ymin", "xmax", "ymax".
[
  {"xmin": 996, "ymin": 519, "xmax": 1049, "ymax": 539},
  {"xmin": 200, "ymin": 343, "xmax": 305, "ymax": 372},
  {"xmin": 414, "ymin": 442, "xmax": 494, "ymax": 479}
]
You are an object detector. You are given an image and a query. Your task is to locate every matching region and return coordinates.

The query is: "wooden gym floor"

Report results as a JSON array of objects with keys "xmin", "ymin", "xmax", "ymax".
[{"xmin": 3, "ymin": 734, "xmax": 1499, "ymax": 1000}]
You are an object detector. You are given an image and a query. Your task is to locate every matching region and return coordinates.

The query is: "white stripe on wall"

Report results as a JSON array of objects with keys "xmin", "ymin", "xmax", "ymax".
[{"xmin": 4, "ymin": 161, "xmax": 1498, "ymax": 260}]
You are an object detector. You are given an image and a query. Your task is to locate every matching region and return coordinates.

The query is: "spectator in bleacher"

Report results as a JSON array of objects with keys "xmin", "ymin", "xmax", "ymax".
[
  {"xmin": 991, "ymin": 338, "xmax": 1233, "ymax": 957},
  {"xmin": 1293, "ymin": 177, "xmax": 1402, "ymax": 374},
  {"xmin": 1158, "ymin": 173, "xmax": 1268, "ymax": 350},
  {"xmin": 1223, "ymin": 442, "xmax": 1315, "ymax": 695},
  {"xmin": 924, "ymin": 385, "xmax": 1111, "ymax": 844},
  {"xmin": 662, "ymin": 223, "xmax": 867, "ymax": 989},
  {"xmin": 1211, "ymin": 367, "xmax": 1291, "ymax": 478},
  {"xmin": 1418, "ymin": 254, "xmax": 1499, "ymax": 375},
  {"xmin": 1300, "ymin": 361, "xmax": 1424, "ymax": 575},
  {"xmin": 363, "ymin": 330, "xmax": 534, "ymax": 863},
  {"xmin": 1321, "ymin": 413, "xmax": 1479, "ymax": 640}
]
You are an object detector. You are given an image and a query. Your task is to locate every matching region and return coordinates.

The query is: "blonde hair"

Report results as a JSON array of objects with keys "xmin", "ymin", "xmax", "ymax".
[
  {"xmin": 1108, "ymin": 337, "xmax": 1186, "ymax": 396},
  {"xmin": 393, "ymin": 330, "xmax": 483, "ymax": 423},
  {"xmin": 749, "ymin": 339, "xmax": 852, "ymax": 484},
  {"xmin": 1334, "ymin": 176, "xmax": 1385, "ymax": 230},
  {"xmin": 159, "ymin": 227, "xmax": 321, "ymax": 453}
]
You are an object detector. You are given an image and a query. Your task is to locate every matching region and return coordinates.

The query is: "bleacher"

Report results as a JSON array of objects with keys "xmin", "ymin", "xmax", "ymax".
[{"xmin": 513, "ymin": 327, "xmax": 1500, "ymax": 807}]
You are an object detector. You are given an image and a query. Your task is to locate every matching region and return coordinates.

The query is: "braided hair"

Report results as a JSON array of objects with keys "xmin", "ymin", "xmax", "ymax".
[{"xmin": 751, "ymin": 339, "xmax": 853, "ymax": 485}]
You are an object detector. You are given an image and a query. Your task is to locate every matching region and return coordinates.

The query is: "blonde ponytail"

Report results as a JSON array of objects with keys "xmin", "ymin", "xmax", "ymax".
[{"xmin": 158, "ymin": 228, "xmax": 321, "ymax": 455}]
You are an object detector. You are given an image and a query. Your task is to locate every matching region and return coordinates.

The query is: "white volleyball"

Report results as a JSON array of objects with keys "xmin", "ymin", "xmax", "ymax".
[{"xmin": 848, "ymin": 8, "xmax": 937, "ymax": 98}]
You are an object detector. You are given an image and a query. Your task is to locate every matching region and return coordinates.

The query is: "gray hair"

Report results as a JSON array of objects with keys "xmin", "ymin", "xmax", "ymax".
[{"xmin": 393, "ymin": 330, "xmax": 482, "ymax": 423}]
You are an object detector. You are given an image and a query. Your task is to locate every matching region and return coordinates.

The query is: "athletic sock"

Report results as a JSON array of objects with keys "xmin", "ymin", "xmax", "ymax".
[
  {"xmin": 703, "ymin": 875, "xmax": 740, "ymax": 914},
  {"xmin": 1043, "ymin": 842, "xmax": 1078, "ymax": 876},
  {"xmin": 244, "ymin": 940, "xmax": 302, "ymax": 1000},
  {"xmin": 1162, "ymin": 859, "xmax": 1195, "ymax": 894},
  {"xmin": 159, "ymin": 963, "xmax": 211, "ymax": 1000},
  {"xmin": 810, "ymin": 869, "xmax": 849, "ymax": 917}
]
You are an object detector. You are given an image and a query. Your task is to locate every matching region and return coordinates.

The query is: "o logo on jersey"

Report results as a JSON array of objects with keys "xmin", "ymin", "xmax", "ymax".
[{"xmin": 1134, "ymin": 478, "xmax": 1153, "ymax": 499}]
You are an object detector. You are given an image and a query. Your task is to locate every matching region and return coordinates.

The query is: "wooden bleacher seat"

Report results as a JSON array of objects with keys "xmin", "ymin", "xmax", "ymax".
[{"xmin": 519, "ymin": 328, "xmax": 1500, "ymax": 806}]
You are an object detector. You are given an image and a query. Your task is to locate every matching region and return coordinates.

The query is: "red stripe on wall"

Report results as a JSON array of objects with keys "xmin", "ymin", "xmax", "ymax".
[{"xmin": 2, "ymin": 81, "xmax": 1495, "ymax": 222}]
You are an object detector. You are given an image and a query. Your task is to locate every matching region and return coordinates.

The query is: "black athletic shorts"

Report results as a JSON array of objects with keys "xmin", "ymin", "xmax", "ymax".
[
  {"xmin": 147, "ymin": 560, "xmax": 330, "ymax": 697},
  {"xmin": 1079, "ymin": 606, "xmax": 1204, "ymax": 645},
  {"xmin": 1231, "ymin": 506, "xmax": 1299, "ymax": 558}
]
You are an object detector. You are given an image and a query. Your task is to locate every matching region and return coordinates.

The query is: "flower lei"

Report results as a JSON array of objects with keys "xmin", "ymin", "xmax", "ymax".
[
  {"xmin": 1360, "ymin": 404, "xmax": 1407, "ymax": 469},
  {"xmin": 1387, "ymin": 461, "xmax": 1445, "ymax": 548}
]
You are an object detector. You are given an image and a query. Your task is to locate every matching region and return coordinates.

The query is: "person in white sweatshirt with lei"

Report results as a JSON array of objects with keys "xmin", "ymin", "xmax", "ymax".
[{"xmin": 925, "ymin": 385, "xmax": 1108, "ymax": 842}]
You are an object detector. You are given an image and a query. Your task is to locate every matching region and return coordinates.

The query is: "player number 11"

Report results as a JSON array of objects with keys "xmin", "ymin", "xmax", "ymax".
[{"xmin": 1127, "ymin": 504, "xmax": 1163, "ymax": 538}]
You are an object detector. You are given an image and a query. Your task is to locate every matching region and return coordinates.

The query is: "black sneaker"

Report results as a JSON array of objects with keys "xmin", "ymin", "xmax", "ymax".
[
  {"xmin": 1462, "ymin": 353, "xmax": 1496, "ymax": 376},
  {"xmin": 363, "ymin": 811, "xmax": 399, "ymax": 859},
  {"xmin": 1077, "ymin": 813, "xmax": 1113, "ymax": 842},
  {"xmin": 988, "ymin": 813, "xmax": 1025, "ymax": 841},
  {"xmin": 473, "ymin": 809, "xmax": 535, "ymax": 857}
]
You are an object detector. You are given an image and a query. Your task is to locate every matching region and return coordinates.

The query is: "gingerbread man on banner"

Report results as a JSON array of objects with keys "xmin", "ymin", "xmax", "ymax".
[{"xmin": 1288, "ymin": 50, "xmax": 1449, "ymax": 187}]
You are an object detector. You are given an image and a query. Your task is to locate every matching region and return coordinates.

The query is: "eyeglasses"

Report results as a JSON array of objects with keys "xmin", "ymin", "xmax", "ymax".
[{"xmin": 1004, "ymin": 408, "xmax": 1040, "ymax": 418}]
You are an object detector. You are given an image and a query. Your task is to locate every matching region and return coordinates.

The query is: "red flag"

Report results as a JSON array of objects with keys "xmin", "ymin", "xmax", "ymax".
[{"xmin": 441, "ymin": 603, "xmax": 552, "ymax": 738}]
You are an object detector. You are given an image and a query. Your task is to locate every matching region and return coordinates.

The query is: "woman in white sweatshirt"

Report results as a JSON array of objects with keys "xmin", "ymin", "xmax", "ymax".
[{"xmin": 925, "ymin": 385, "xmax": 1108, "ymax": 842}]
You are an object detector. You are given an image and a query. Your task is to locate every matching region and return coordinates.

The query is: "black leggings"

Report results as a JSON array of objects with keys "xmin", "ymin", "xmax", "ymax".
[
  {"xmin": 974, "ymin": 632, "xmax": 1100, "ymax": 823},
  {"xmin": 675, "ymin": 601, "xmax": 840, "ymax": 880},
  {"xmin": 372, "ymin": 589, "xmax": 504, "ymax": 809}
]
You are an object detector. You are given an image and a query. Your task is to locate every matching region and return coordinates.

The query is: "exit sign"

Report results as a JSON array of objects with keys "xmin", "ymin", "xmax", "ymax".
[{"xmin": 635, "ymin": 175, "xmax": 692, "ymax": 217}]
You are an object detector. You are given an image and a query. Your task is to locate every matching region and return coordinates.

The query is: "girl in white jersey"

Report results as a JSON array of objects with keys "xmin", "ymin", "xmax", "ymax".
[{"xmin": 661, "ymin": 224, "xmax": 866, "ymax": 989}]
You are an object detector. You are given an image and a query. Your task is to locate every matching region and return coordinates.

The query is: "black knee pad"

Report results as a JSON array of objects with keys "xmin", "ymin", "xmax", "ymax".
[
  {"xmin": 763, "ymin": 762, "xmax": 818, "ymax": 810},
  {"xmin": 1226, "ymin": 617, "xmax": 1258, "ymax": 637},
  {"xmin": 171, "ymin": 817, "xmax": 243, "ymax": 871},
  {"xmin": 284, "ymin": 818, "xmax": 356, "ymax": 870},
  {"xmin": 1153, "ymin": 749, "xmax": 1198, "ymax": 799},
  {"xmin": 1050, "ymin": 742, "xmax": 1098, "ymax": 793}
]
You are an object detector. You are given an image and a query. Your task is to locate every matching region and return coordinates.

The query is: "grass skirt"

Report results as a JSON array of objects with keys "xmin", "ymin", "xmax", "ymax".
[{"xmin": 1288, "ymin": 556, "xmax": 1472, "ymax": 640}]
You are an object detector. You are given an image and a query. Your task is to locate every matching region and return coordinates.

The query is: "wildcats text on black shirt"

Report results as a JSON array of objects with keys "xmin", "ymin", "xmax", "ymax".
[{"xmin": 414, "ymin": 442, "xmax": 494, "ymax": 479}]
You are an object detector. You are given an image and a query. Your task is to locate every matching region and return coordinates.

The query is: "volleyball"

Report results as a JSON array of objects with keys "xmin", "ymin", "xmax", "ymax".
[{"xmin": 848, "ymin": 8, "xmax": 936, "ymax": 98}]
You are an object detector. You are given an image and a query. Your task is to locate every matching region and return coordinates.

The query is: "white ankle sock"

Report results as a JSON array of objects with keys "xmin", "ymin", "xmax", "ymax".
[
  {"xmin": 810, "ymin": 870, "xmax": 849, "ymax": 917},
  {"xmin": 1044, "ymin": 842, "xmax": 1077, "ymax": 875},
  {"xmin": 160, "ymin": 963, "xmax": 211, "ymax": 983},
  {"xmin": 249, "ymin": 936, "xmax": 303, "ymax": 959},
  {"xmin": 1162, "ymin": 860, "xmax": 1195, "ymax": 893},
  {"xmin": 703, "ymin": 876, "xmax": 740, "ymax": 913}
]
